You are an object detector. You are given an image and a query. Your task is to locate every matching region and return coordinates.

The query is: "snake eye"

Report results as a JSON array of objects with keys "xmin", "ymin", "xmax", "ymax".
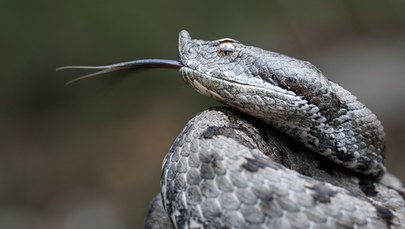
[{"xmin": 217, "ymin": 41, "xmax": 236, "ymax": 57}]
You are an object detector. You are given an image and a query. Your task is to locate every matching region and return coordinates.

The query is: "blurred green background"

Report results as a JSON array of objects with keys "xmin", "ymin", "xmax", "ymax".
[{"xmin": 1, "ymin": 0, "xmax": 404, "ymax": 228}]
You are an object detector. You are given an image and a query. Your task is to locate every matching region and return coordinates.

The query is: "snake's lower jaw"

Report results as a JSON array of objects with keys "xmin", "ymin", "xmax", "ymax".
[
  {"xmin": 192, "ymin": 79, "xmax": 226, "ymax": 101},
  {"xmin": 180, "ymin": 68, "xmax": 212, "ymax": 97}
]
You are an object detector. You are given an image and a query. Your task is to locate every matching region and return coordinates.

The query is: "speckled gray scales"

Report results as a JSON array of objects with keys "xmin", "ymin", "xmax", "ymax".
[
  {"xmin": 144, "ymin": 31, "xmax": 405, "ymax": 228},
  {"xmin": 145, "ymin": 108, "xmax": 405, "ymax": 229}
]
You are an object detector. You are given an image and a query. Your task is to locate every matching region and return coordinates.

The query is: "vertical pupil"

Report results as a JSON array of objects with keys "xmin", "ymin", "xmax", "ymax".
[{"xmin": 218, "ymin": 42, "xmax": 235, "ymax": 57}]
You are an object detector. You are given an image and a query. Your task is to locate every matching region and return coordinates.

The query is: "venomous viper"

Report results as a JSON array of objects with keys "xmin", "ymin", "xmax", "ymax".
[{"xmin": 59, "ymin": 30, "xmax": 405, "ymax": 228}]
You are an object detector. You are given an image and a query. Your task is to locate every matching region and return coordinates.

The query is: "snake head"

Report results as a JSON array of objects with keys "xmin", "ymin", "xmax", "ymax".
[
  {"xmin": 178, "ymin": 30, "xmax": 328, "ymax": 104},
  {"xmin": 177, "ymin": 30, "xmax": 322, "ymax": 115}
]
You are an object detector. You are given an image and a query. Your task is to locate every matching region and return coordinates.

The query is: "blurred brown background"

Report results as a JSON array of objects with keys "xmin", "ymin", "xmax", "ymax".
[{"xmin": 1, "ymin": 1, "xmax": 404, "ymax": 228}]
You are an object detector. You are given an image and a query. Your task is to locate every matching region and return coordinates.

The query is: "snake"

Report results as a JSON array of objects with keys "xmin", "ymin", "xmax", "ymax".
[{"xmin": 58, "ymin": 30, "xmax": 405, "ymax": 228}]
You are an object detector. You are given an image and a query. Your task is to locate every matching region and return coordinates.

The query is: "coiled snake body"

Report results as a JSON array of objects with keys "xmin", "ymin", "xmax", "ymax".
[{"xmin": 59, "ymin": 30, "xmax": 405, "ymax": 228}]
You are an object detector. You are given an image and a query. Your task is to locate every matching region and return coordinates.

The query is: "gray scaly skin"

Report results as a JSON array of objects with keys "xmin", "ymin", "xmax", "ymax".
[
  {"xmin": 148, "ymin": 31, "xmax": 404, "ymax": 228},
  {"xmin": 155, "ymin": 107, "xmax": 405, "ymax": 228}
]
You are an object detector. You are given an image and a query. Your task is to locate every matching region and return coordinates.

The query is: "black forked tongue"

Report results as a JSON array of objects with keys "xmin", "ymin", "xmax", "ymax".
[{"xmin": 56, "ymin": 59, "xmax": 183, "ymax": 85}]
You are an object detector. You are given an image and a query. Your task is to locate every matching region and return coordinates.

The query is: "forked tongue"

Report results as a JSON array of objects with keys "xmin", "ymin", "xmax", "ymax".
[{"xmin": 56, "ymin": 59, "xmax": 182, "ymax": 85}]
